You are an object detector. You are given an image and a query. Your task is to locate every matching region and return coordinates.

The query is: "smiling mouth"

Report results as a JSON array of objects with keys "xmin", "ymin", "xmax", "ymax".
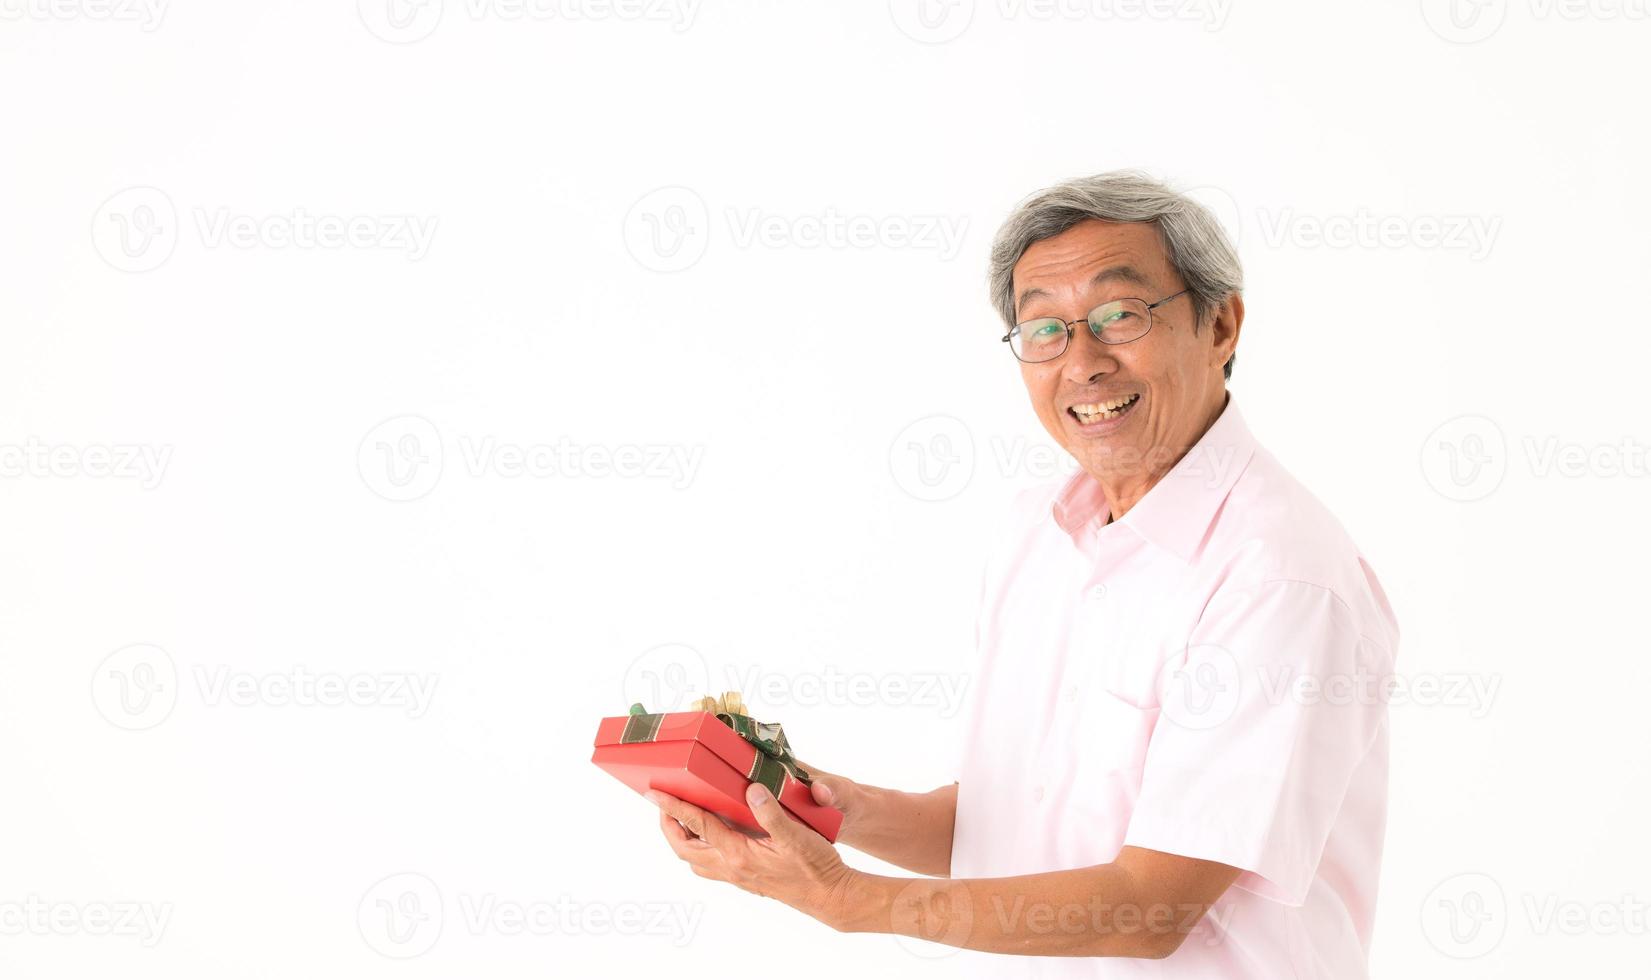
[{"xmin": 1069, "ymin": 393, "xmax": 1140, "ymax": 426}]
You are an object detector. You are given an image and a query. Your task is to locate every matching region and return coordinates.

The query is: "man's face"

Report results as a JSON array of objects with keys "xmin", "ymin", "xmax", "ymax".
[{"xmin": 1010, "ymin": 218, "xmax": 1239, "ymax": 483}]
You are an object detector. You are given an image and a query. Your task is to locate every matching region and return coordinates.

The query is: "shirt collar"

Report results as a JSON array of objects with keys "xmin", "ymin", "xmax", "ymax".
[{"xmin": 1049, "ymin": 394, "xmax": 1257, "ymax": 563}]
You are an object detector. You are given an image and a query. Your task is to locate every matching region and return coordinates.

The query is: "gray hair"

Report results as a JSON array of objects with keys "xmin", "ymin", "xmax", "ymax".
[{"xmin": 988, "ymin": 170, "xmax": 1243, "ymax": 380}]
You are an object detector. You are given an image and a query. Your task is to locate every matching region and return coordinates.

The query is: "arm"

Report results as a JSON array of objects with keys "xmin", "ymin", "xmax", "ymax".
[
  {"xmin": 840, "ymin": 846, "xmax": 1239, "ymax": 959},
  {"xmin": 803, "ymin": 763, "xmax": 956, "ymax": 878},
  {"xmin": 647, "ymin": 784, "xmax": 1237, "ymax": 960}
]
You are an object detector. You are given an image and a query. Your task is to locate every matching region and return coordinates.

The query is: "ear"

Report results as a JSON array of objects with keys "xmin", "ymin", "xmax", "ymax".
[{"xmin": 1208, "ymin": 293, "xmax": 1243, "ymax": 375}]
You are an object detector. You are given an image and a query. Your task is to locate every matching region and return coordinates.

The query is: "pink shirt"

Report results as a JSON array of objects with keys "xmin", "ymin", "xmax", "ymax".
[{"xmin": 950, "ymin": 396, "xmax": 1399, "ymax": 978}]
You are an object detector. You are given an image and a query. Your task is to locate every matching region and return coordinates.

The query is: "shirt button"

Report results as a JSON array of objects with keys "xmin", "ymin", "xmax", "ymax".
[
  {"xmin": 1064, "ymin": 684, "xmax": 1079, "ymax": 703},
  {"xmin": 1031, "ymin": 785, "xmax": 1044, "ymax": 803},
  {"xmin": 1089, "ymin": 584, "xmax": 1108, "ymax": 601}
]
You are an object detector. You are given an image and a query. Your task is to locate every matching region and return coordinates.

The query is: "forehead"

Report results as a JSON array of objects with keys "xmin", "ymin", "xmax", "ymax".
[{"xmin": 1011, "ymin": 219, "xmax": 1172, "ymax": 311}]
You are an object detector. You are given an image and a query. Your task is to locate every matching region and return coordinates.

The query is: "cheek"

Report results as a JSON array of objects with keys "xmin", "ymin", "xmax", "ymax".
[{"xmin": 1021, "ymin": 364, "xmax": 1056, "ymax": 406}]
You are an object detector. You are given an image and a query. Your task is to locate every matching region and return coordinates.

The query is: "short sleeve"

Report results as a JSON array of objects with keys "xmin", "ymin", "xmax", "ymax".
[{"xmin": 1122, "ymin": 579, "xmax": 1390, "ymax": 906}]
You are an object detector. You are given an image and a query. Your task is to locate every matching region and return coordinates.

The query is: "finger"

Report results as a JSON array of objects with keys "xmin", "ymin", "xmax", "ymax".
[
  {"xmin": 809, "ymin": 775, "xmax": 839, "ymax": 808},
  {"xmin": 645, "ymin": 791, "xmax": 738, "ymax": 851},
  {"xmin": 795, "ymin": 762, "xmax": 847, "ymax": 810},
  {"xmin": 658, "ymin": 810, "xmax": 712, "ymax": 851},
  {"xmin": 744, "ymin": 782, "xmax": 807, "ymax": 846},
  {"xmin": 659, "ymin": 812, "xmax": 724, "ymax": 875}
]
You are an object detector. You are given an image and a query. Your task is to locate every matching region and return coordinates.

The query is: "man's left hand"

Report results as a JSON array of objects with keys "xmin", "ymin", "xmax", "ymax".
[{"xmin": 646, "ymin": 783, "xmax": 860, "ymax": 930}]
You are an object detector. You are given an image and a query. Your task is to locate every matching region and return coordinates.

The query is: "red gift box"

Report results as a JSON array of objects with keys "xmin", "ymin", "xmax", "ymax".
[{"xmin": 591, "ymin": 710, "xmax": 843, "ymax": 843}]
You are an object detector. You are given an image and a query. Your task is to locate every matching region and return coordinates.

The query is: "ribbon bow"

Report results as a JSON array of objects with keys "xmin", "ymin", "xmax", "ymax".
[{"xmin": 625, "ymin": 692, "xmax": 814, "ymax": 797}]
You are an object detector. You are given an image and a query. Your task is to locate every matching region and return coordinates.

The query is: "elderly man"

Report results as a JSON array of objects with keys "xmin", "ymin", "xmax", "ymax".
[{"xmin": 646, "ymin": 170, "xmax": 1400, "ymax": 977}]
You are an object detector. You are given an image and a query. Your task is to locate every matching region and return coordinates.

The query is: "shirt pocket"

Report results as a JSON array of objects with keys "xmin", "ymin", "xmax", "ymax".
[
  {"xmin": 1071, "ymin": 684, "xmax": 1161, "ymax": 776},
  {"xmin": 1044, "ymin": 686, "xmax": 1162, "ymax": 865}
]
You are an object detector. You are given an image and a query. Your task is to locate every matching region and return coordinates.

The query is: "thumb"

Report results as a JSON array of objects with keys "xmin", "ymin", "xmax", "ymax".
[
  {"xmin": 746, "ymin": 782, "xmax": 805, "ymax": 844},
  {"xmin": 809, "ymin": 773, "xmax": 846, "ymax": 810}
]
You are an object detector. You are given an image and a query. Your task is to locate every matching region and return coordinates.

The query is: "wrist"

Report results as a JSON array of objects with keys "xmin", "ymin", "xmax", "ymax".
[{"xmin": 823, "ymin": 869, "xmax": 891, "ymax": 934}]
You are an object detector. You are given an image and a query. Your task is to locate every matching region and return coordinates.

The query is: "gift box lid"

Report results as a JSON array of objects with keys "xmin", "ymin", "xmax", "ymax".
[
  {"xmin": 592, "ymin": 709, "xmax": 775, "ymax": 777},
  {"xmin": 591, "ymin": 707, "xmax": 843, "ymax": 842}
]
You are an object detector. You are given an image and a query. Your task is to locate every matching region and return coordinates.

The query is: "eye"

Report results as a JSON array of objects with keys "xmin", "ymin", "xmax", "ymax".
[{"xmin": 1033, "ymin": 321, "xmax": 1064, "ymax": 337}]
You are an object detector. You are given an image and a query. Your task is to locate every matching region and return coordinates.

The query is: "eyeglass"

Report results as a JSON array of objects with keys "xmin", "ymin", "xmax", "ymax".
[{"xmin": 1002, "ymin": 289, "xmax": 1189, "ymax": 363}]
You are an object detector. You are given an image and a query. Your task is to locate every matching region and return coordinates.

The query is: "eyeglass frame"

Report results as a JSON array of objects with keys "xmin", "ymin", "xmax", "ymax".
[{"xmin": 1000, "ymin": 288, "xmax": 1191, "ymax": 363}]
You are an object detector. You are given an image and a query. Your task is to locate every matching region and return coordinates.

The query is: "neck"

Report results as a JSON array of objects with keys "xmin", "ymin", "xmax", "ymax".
[{"xmin": 1093, "ymin": 391, "xmax": 1227, "ymax": 521}]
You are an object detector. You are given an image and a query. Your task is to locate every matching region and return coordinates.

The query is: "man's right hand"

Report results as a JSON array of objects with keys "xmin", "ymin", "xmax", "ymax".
[
  {"xmin": 798, "ymin": 762, "xmax": 957, "ymax": 878},
  {"xmin": 804, "ymin": 766, "xmax": 858, "ymax": 836}
]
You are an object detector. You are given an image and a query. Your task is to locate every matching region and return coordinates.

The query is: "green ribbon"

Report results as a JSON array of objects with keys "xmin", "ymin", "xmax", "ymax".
[{"xmin": 623, "ymin": 702, "xmax": 814, "ymax": 799}]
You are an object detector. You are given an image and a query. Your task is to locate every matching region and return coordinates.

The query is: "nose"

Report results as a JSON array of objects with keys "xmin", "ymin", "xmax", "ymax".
[{"xmin": 1061, "ymin": 320, "xmax": 1118, "ymax": 384}]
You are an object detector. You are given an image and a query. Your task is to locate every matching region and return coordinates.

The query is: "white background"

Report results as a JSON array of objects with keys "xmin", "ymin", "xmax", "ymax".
[{"xmin": 3, "ymin": 0, "xmax": 1648, "ymax": 976}]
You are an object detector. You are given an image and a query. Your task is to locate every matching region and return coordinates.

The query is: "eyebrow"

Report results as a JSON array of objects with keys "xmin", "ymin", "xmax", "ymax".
[{"xmin": 1015, "ymin": 265, "xmax": 1156, "ymax": 317}]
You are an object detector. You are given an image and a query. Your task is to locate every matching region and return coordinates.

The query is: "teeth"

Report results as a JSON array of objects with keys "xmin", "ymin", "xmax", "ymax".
[{"xmin": 1072, "ymin": 394, "xmax": 1139, "ymax": 420}]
